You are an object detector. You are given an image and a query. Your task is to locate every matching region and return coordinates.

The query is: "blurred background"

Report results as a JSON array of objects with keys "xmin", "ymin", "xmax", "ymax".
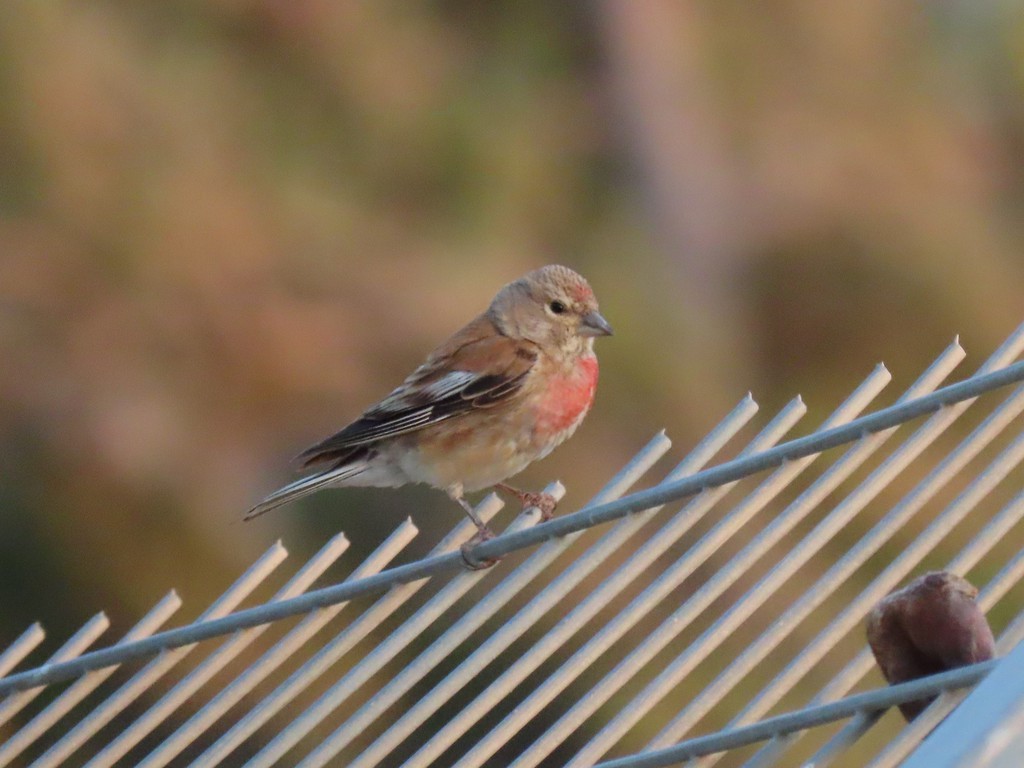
[{"xmin": 2, "ymin": 1, "xmax": 1024, "ymax": 764}]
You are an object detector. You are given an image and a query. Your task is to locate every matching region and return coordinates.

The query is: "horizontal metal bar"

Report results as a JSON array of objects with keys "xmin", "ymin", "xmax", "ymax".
[
  {"xmin": 252, "ymin": 492, "xmax": 556, "ymax": 768},
  {"xmin": 348, "ymin": 410, "xmax": 746, "ymax": 768},
  {"xmin": 400, "ymin": 398, "xmax": 804, "ymax": 768},
  {"xmin": 808, "ymin": 711, "xmax": 880, "ymax": 767},
  {"xmin": 2, "ymin": 358, "xmax": 1023, "ymax": 697},
  {"xmin": 302, "ymin": 432, "xmax": 674, "ymax": 768},
  {"xmin": 712, "ymin": 384, "xmax": 1024, "ymax": 735},
  {"xmin": 744, "ymin": 540, "xmax": 1024, "ymax": 768},
  {"xmin": 188, "ymin": 517, "xmax": 425, "ymax": 767},
  {"xmin": 80, "ymin": 535, "xmax": 347, "ymax": 768},
  {"xmin": 744, "ymin": 710, "xmax": 880, "ymax": 768},
  {"xmin": 0, "ymin": 593, "xmax": 182, "ymax": 768},
  {"xmin": 505, "ymin": 363, "xmax": 893, "ymax": 768},
  {"xmin": 592, "ymin": 660, "xmax": 999, "ymax": 768},
  {"xmin": 138, "ymin": 521, "xmax": 417, "ymax": 768},
  {"xmin": 0, "ymin": 612, "xmax": 110, "ymax": 729},
  {"xmin": 572, "ymin": 342, "xmax": 965, "ymax": 766},
  {"xmin": 648, "ymin": 334, "xmax": 1024, "ymax": 765},
  {"xmin": 866, "ymin": 557, "xmax": 1024, "ymax": 768},
  {"xmin": 72, "ymin": 539, "xmax": 312, "ymax": 768}
]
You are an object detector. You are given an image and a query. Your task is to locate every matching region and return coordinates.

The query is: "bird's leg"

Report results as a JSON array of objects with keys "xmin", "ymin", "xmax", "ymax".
[
  {"xmin": 495, "ymin": 483, "xmax": 559, "ymax": 521},
  {"xmin": 447, "ymin": 484, "xmax": 498, "ymax": 570},
  {"xmin": 447, "ymin": 483, "xmax": 493, "ymax": 536}
]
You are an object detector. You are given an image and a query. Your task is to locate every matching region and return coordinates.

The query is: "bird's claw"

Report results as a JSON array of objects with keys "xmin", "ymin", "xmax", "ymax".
[
  {"xmin": 495, "ymin": 484, "xmax": 559, "ymax": 521},
  {"xmin": 460, "ymin": 525, "xmax": 499, "ymax": 570},
  {"xmin": 519, "ymin": 491, "xmax": 558, "ymax": 521}
]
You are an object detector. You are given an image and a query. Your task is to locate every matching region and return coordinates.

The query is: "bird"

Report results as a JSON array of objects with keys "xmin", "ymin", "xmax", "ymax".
[
  {"xmin": 866, "ymin": 571, "xmax": 995, "ymax": 721},
  {"xmin": 245, "ymin": 265, "xmax": 612, "ymax": 544}
]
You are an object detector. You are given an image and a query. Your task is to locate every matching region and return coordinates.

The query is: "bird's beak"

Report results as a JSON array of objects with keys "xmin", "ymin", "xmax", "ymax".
[{"xmin": 579, "ymin": 310, "xmax": 613, "ymax": 337}]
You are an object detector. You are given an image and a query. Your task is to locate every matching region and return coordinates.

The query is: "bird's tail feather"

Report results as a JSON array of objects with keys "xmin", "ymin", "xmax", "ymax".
[{"xmin": 244, "ymin": 463, "xmax": 366, "ymax": 521}]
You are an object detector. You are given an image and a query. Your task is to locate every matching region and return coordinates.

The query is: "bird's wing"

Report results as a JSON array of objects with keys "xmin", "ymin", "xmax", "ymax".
[{"xmin": 297, "ymin": 315, "xmax": 538, "ymax": 467}]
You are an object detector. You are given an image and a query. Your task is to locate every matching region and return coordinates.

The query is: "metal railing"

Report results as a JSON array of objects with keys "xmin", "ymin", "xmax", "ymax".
[{"xmin": 2, "ymin": 323, "xmax": 1024, "ymax": 767}]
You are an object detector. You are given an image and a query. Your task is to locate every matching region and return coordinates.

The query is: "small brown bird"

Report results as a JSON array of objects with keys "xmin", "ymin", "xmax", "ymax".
[
  {"xmin": 867, "ymin": 571, "xmax": 995, "ymax": 721},
  {"xmin": 245, "ymin": 265, "xmax": 612, "ymax": 538}
]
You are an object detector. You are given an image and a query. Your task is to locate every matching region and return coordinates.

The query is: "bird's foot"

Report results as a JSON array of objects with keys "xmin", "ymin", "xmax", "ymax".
[
  {"xmin": 460, "ymin": 525, "xmax": 499, "ymax": 570},
  {"xmin": 495, "ymin": 483, "xmax": 559, "ymax": 521}
]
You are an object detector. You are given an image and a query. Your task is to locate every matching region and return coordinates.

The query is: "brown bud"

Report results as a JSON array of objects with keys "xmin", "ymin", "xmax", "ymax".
[{"xmin": 867, "ymin": 571, "xmax": 994, "ymax": 721}]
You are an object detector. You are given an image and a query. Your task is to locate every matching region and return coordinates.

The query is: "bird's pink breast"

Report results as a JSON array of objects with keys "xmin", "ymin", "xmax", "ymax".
[{"xmin": 535, "ymin": 355, "xmax": 599, "ymax": 437}]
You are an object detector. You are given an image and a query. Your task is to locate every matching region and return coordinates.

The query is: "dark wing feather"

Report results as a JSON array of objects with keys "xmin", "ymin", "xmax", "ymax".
[{"xmin": 298, "ymin": 315, "xmax": 537, "ymax": 467}]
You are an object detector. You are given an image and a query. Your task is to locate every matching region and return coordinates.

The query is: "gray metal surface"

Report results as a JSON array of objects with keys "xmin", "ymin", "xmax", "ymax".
[
  {"xmin": 1, "ymin": 323, "xmax": 1023, "ymax": 767},
  {"xmin": 590, "ymin": 661, "xmax": 998, "ymax": 768},
  {"xmin": 890, "ymin": 631, "xmax": 1024, "ymax": 768}
]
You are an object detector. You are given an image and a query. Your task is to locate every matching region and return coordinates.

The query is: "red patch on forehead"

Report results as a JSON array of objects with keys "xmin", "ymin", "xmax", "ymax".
[{"xmin": 569, "ymin": 281, "xmax": 594, "ymax": 303}]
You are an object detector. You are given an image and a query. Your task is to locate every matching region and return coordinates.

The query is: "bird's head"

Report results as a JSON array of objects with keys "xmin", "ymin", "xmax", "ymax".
[{"xmin": 489, "ymin": 265, "xmax": 612, "ymax": 355}]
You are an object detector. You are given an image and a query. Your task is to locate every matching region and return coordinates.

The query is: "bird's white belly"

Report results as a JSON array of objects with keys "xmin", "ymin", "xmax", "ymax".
[{"xmin": 393, "ymin": 416, "xmax": 537, "ymax": 492}]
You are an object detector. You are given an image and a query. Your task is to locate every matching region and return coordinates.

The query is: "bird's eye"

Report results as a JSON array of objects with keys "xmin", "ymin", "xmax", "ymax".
[{"xmin": 549, "ymin": 300, "xmax": 567, "ymax": 315}]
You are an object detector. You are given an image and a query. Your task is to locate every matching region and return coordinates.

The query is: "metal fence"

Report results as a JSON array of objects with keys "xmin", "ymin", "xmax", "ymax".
[{"xmin": 3, "ymin": 323, "xmax": 1024, "ymax": 767}]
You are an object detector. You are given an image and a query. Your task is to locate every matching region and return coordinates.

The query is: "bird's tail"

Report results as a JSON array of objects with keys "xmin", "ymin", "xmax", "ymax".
[{"xmin": 244, "ymin": 463, "xmax": 366, "ymax": 521}]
